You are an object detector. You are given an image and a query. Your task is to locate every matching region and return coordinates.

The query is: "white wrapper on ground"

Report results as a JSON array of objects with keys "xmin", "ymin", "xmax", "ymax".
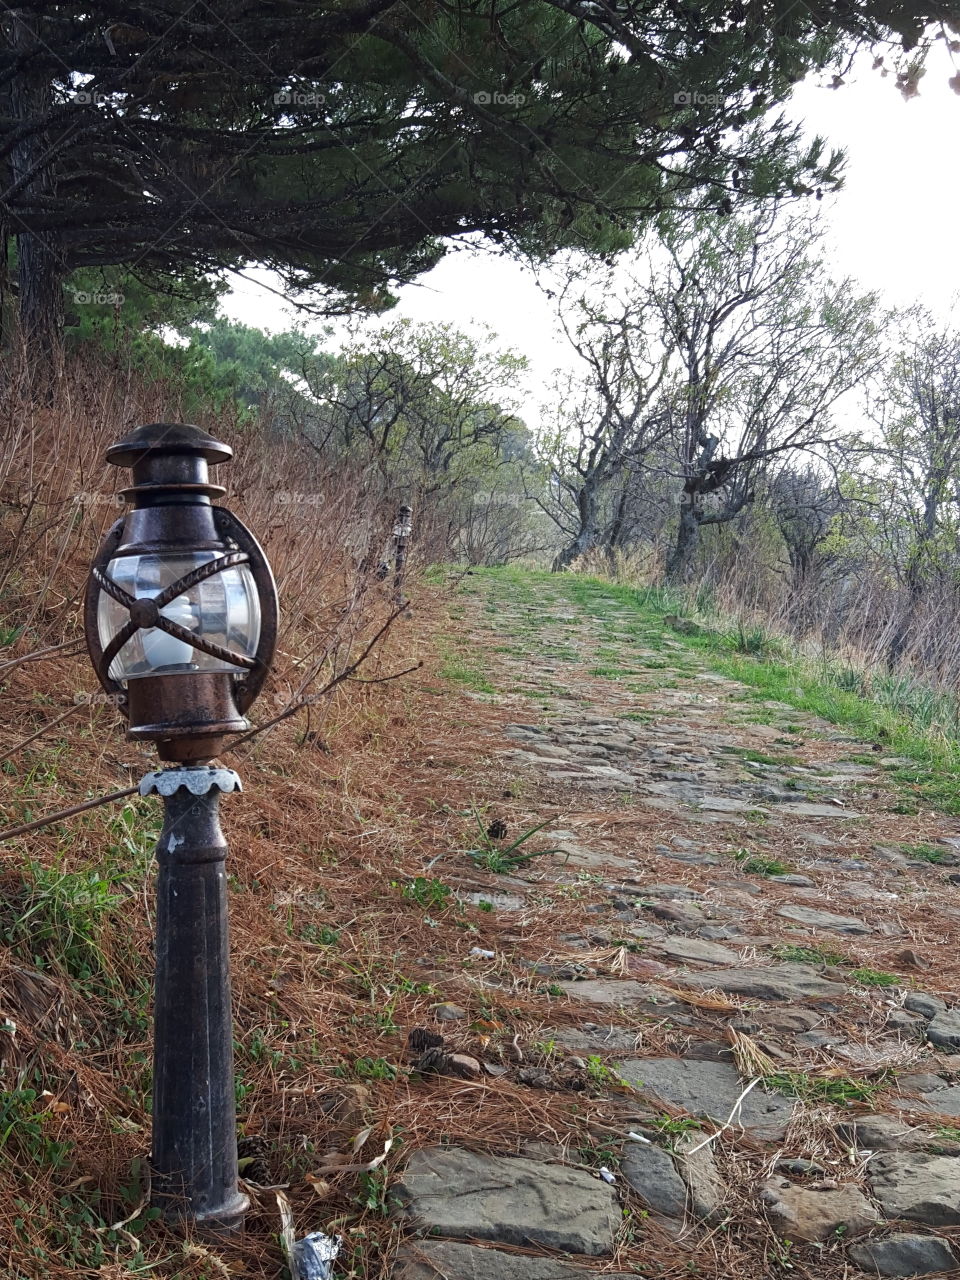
[{"xmin": 292, "ymin": 1232, "xmax": 342, "ymax": 1280}]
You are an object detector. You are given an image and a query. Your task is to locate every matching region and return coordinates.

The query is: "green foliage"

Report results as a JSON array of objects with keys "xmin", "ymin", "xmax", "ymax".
[
  {"xmin": 401, "ymin": 877, "xmax": 452, "ymax": 910},
  {"xmin": 348, "ymin": 1057, "xmax": 398, "ymax": 1082},
  {"xmin": 733, "ymin": 849, "xmax": 790, "ymax": 877},
  {"xmin": 765, "ymin": 1070, "xmax": 885, "ymax": 1105},
  {"xmin": 899, "ymin": 843, "xmax": 952, "ymax": 864},
  {"xmin": 465, "ymin": 810, "xmax": 562, "ymax": 874},
  {"xmin": 0, "ymin": 862, "xmax": 123, "ymax": 980},
  {"xmin": 0, "ymin": 1089, "xmax": 73, "ymax": 1171},
  {"xmin": 654, "ymin": 1113, "xmax": 703, "ymax": 1136},
  {"xmin": 850, "ymin": 967, "xmax": 898, "ymax": 987},
  {"xmin": 439, "ymin": 646, "xmax": 495, "ymax": 693},
  {"xmin": 773, "ymin": 943, "xmax": 848, "ymax": 966}
]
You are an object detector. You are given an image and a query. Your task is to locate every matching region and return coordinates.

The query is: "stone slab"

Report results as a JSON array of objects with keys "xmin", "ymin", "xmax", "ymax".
[
  {"xmin": 614, "ymin": 1058, "xmax": 794, "ymax": 1137},
  {"xmin": 393, "ymin": 1240, "xmax": 637, "ymax": 1280},
  {"xmin": 621, "ymin": 1142, "xmax": 687, "ymax": 1217},
  {"xmin": 761, "ymin": 1178, "xmax": 878, "ymax": 1242},
  {"xmin": 777, "ymin": 904, "xmax": 871, "ymax": 934},
  {"xmin": 870, "ymin": 1152, "xmax": 960, "ymax": 1226},
  {"xmin": 675, "ymin": 962, "xmax": 847, "ymax": 1002},
  {"xmin": 556, "ymin": 980, "xmax": 650, "ymax": 1005},
  {"xmin": 648, "ymin": 937, "xmax": 740, "ymax": 966},
  {"xmin": 847, "ymin": 1233, "xmax": 960, "ymax": 1277},
  {"xmin": 394, "ymin": 1147, "xmax": 619, "ymax": 1255}
]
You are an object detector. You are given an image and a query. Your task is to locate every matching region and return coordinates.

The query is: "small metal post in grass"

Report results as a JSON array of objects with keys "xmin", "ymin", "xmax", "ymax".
[
  {"xmin": 392, "ymin": 503, "xmax": 413, "ymax": 605},
  {"xmin": 83, "ymin": 423, "xmax": 278, "ymax": 1233}
]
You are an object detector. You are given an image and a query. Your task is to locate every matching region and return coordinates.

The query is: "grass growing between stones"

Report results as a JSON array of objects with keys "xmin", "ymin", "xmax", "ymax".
[
  {"xmin": 765, "ymin": 1070, "xmax": 887, "ymax": 1106},
  {"xmin": 733, "ymin": 849, "xmax": 791, "ymax": 877},
  {"xmin": 468, "ymin": 566, "xmax": 960, "ymax": 817},
  {"xmin": 438, "ymin": 642, "xmax": 495, "ymax": 693}
]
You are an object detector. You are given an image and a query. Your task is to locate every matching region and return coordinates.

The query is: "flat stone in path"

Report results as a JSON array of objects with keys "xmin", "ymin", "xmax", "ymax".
[
  {"xmin": 869, "ymin": 1152, "xmax": 960, "ymax": 1225},
  {"xmin": 837, "ymin": 1115, "xmax": 925, "ymax": 1152},
  {"xmin": 675, "ymin": 962, "xmax": 847, "ymax": 1002},
  {"xmin": 394, "ymin": 1148, "xmax": 619, "ymax": 1255},
  {"xmin": 614, "ymin": 1058, "xmax": 794, "ymax": 1137},
  {"xmin": 621, "ymin": 1141, "xmax": 688, "ymax": 1217},
  {"xmin": 648, "ymin": 936, "xmax": 740, "ymax": 966},
  {"xmin": 761, "ymin": 1177, "xmax": 879, "ymax": 1242},
  {"xmin": 774, "ymin": 801, "xmax": 860, "ymax": 818},
  {"xmin": 847, "ymin": 1233, "xmax": 960, "ymax": 1277},
  {"xmin": 776, "ymin": 904, "xmax": 871, "ymax": 934},
  {"xmin": 925, "ymin": 1008, "xmax": 960, "ymax": 1048},
  {"xmin": 393, "ymin": 1241, "xmax": 637, "ymax": 1280},
  {"xmin": 556, "ymin": 979, "xmax": 650, "ymax": 1005}
]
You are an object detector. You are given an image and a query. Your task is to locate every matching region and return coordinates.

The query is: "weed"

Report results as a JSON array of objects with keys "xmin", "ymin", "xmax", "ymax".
[
  {"xmin": 465, "ymin": 808, "xmax": 563, "ymax": 874},
  {"xmin": 357, "ymin": 1167, "xmax": 393, "ymax": 1215},
  {"xmin": 578, "ymin": 1138, "xmax": 619, "ymax": 1167},
  {"xmin": 348, "ymin": 1057, "xmax": 398, "ymax": 1082},
  {"xmin": 400, "ymin": 877, "xmax": 452, "ymax": 910},
  {"xmin": 850, "ymin": 967, "xmax": 899, "ymax": 987},
  {"xmin": 0, "ymin": 1089, "xmax": 74, "ymax": 1171},
  {"xmin": 733, "ymin": 849, "xmax": 790, "ymax": 877},
  {"xmin": 765, "ymin": 1070, "xmax": 884, "ymax": 1105},
  {"xmin": 300, "ymin": 923, "xmax": 340, "ymax": 945},
  {"xmin": 773, "ymin": 943, "xmax": 848, "ymax": 966},
  {"xmin": 439, "ymin": 644, "xmax": 494, "ymax": 693},
  {"xmin": 0, "ymin": 862, "xmax": 123, "ymax": 980},
  {"xmin": 899, "ymin": 843, "xmax": 952, "ymax": 864},
  {"xmin": 654, "ymin": 1113, "xmax": 702, "ymax": 1136}
]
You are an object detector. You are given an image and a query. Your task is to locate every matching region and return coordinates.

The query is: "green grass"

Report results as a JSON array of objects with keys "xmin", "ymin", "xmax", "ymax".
[
  {"xmin": 439, "ymin": 646, "xmax": 495, "ymax": 693},
  {"xmin": 773, "ymin": 943, "xmax": 849, "ymax": 966},
  {"xmin": 899, "ymin": 843, "xmax": 953, "ymax": 864},
  {"xmin": 733, "ymin": 849, "xmax": 791, "ymax": 877},
  {"xmin": 849, "ymin": 967, "xmax": 899, "ymax": 987},
  {"xmin": 468, "ymin": 566, "xmax": 960, "ymax": 816},
  {"xmin": 400, "ymin": 876, "xmax": 452, "ymax": 910},
  {"xmin": 765, "ymin": 1070, "xmax": 885, "ymax": 1105}
]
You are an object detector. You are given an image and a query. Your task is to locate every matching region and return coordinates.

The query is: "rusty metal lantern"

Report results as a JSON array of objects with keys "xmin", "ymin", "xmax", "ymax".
[
  {"xmin": 83, "ymin": 422, "xmax": 278, "ymax": 1234},
  {"xmin": 84, "ymin": 422, "xmax": 277, "ymax": 761}
]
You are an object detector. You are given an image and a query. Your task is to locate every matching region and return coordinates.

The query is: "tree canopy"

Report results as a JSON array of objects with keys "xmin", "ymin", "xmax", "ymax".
[{"xmin": 3, "ymin": 0, "xmax": 955, "ymax": 354}]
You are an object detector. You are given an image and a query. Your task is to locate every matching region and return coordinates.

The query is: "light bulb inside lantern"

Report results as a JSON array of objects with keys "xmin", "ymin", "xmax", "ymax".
[{"xmin": 141, "ymin": 595, "xmax": 196, "ymax": 670}]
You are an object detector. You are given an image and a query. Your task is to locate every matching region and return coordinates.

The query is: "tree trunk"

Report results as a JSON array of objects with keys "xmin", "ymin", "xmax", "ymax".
[
  {"xmin": 666, "ymin": 492, "xmax": 701, "ymax": 584},
  {"xmin": 552, "ymin": 484, "xmax": 598, "ymax": 571},
  {"xmin": 8, "ymin": 13, "xmax": 64, "ymax": 373}
]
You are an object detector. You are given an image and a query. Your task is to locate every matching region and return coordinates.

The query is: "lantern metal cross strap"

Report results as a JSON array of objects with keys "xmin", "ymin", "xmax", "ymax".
[{"xmin": 83, "ymin": 423, "xmax": 278, "ymax": 1235}]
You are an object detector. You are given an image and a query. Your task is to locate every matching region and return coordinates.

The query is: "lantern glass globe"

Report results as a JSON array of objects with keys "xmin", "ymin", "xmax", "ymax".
[{"xmin": 97, "ymin": 551, "xmax": 261, "ymax": 682}]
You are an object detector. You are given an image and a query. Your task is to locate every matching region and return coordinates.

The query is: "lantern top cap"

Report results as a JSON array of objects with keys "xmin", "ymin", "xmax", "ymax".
[{"xmin": 105, "ymin": 423, "xmax": 233, "ymax": 470}]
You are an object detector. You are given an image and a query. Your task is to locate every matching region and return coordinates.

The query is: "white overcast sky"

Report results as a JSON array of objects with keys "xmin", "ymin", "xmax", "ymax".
[{"xmin": 222, "ymin": 42, "xmax": 960, "ymax": 401}]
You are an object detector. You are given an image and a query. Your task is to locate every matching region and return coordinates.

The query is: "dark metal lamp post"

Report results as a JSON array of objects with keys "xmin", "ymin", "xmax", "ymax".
[
  {"xmin": 84, "ymin": 423, "xmax": 278, "ymax": 1233},
  {"xmin": 392, "ymin": 503, "xmax": 413, "ymax": 604}
]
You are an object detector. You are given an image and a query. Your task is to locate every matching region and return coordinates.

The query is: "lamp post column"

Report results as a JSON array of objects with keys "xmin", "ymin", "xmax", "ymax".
[
  {"xmin": 142, "ymin": 765, "xmax": 249, "ymax": 1233},
  {"xmin": 393, "ymin": 504, "xmax": 413, "ymax": 606}
]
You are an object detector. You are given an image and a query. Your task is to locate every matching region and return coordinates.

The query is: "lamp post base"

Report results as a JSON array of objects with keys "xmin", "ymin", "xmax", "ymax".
[{"xmin": 141, "ymin": 766, "xmax": 249, "ymax": 1233}]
